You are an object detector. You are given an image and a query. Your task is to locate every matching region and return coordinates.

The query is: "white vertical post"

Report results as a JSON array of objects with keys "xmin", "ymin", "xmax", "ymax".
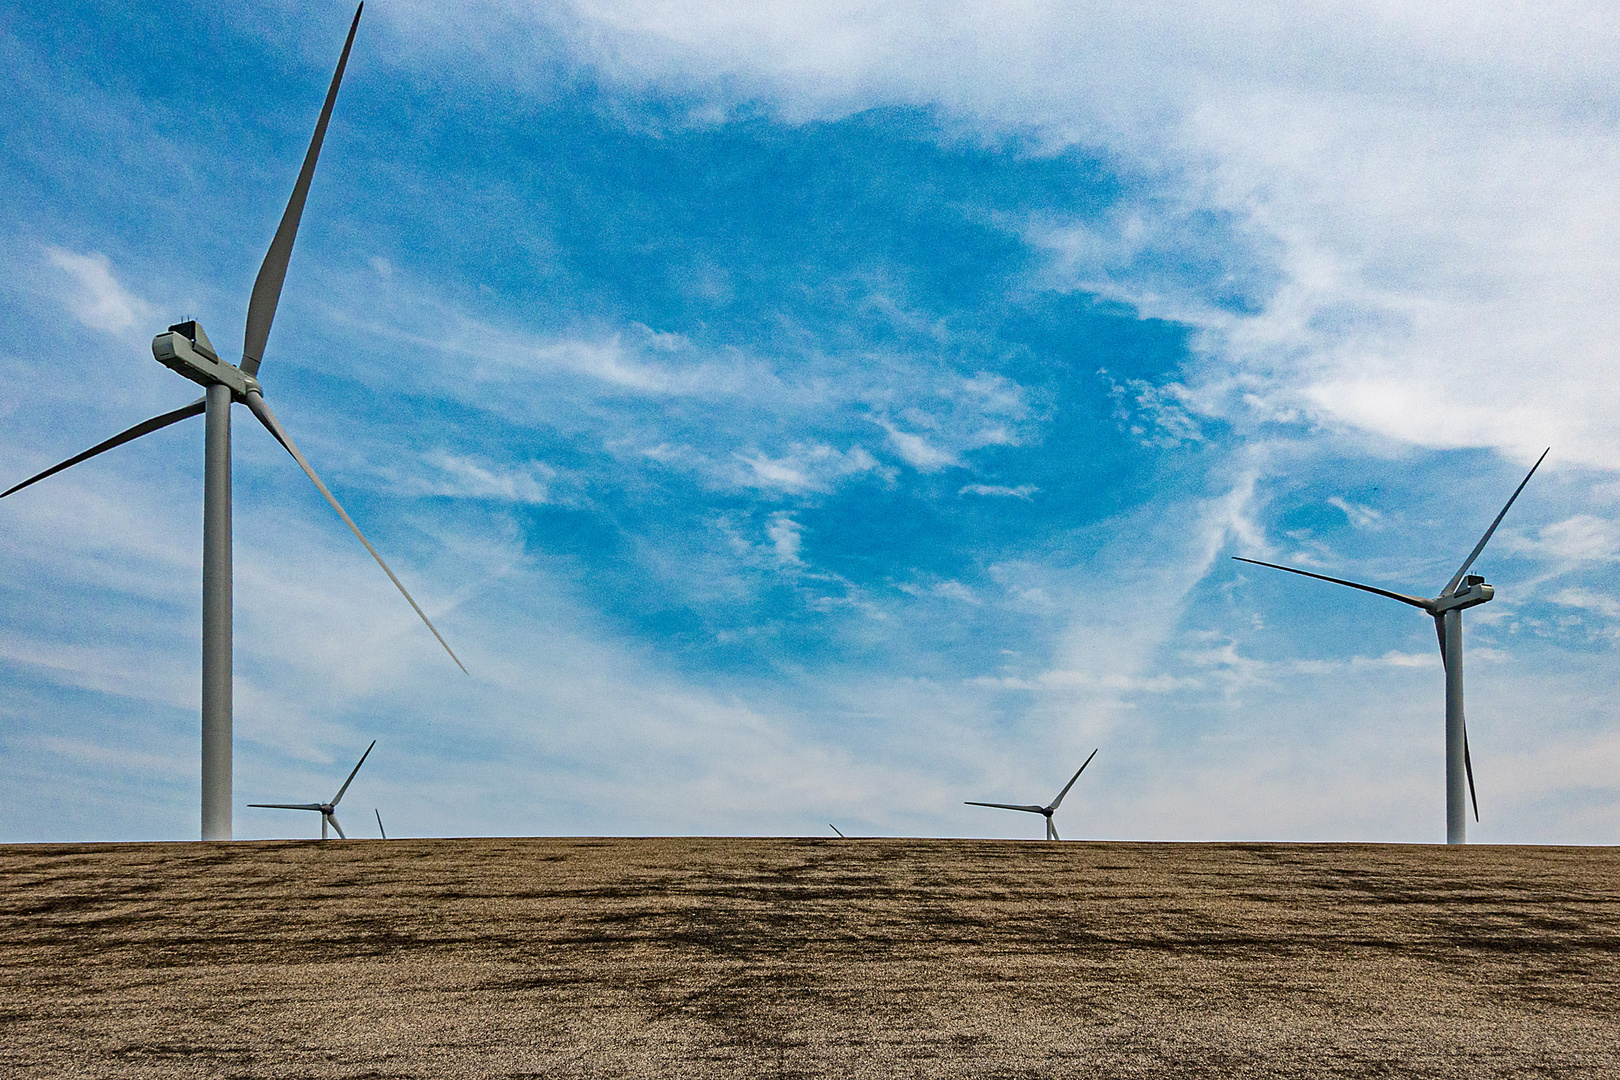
[
  {"xmin": 1443, "ymin": 608, "xmax": 1466, "ymax": 845},
  {"xmin": 201, "ymin": 383, "xmax": 233, "ymax": 841}
]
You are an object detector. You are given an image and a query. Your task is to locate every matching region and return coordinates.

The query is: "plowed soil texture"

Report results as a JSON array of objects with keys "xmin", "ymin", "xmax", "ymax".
[{"xmin": 1, "ymin": 838, "xmax": 1618, "ymax": 1078}]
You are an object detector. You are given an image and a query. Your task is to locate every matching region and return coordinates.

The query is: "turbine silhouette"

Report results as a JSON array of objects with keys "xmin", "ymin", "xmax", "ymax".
[
  {"xmin": 967, "ymin": 748, "xmax": 1099, "ymax": 840},
  {"xmin": 1234, "ymin": 449, "xmax": 1547, "ymax": 844},
  {"xmin": 251, "ymin": 741, "xmax": 375, "ymax": 840},
  {"xmin": 1, "ymin": 4, "xmax": 462, "ymax": 841}
]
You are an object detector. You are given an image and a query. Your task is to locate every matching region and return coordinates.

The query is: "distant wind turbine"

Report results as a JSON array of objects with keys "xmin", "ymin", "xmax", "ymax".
[
  {"xmin": 1234, "ymin": 449, "xmax": 1548, "ymax": 844},
  {"xmin": 967, "ymin": 748, "xmax": 1099, "ymax": 840},
  {"xmin": 251, "ymin": 741, "xmax": 375, "ymax": 840},
  {"xmin": 0, "ymin": 4, "xmax": 463, "ymax": 841},
  {"xmin": 829, "ymin": 824, "xmax": 845, "ymax": 838},
  {"xmin": 375, "ymin": 809, "xmax": 388, "ymax": 840}
]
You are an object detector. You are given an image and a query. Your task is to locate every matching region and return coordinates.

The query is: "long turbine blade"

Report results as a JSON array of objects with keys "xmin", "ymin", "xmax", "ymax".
[
  {"xmin": 249, "ymin": 803, "xmax": 324, "ymax": 811},
  {"xmin": 375, "ymin": 808, "xmax": 387, "ymax": 839},
  {"xmin": 245, "ymin": 392, "xmax": 467, "ymax": 673},
  {"xmin": 1442, "ymin": 448, "xmax": 1550, "ymax": 597},
  {"xmin": 1048, "ymin": 748, "xmax": 1099, "ymax": 811},
  {"xmin": 241, "ymin": 2, "xmax": 364, "ymax": 377},
  {"xmin": 1048, "ymin": 818, "xmax": 1060, "ymax": 841},
  {"xmin": 1464, "ymin": 727, "xmax": 1479, "ymax": 823},
  {"xmin": 2, "ymin": 398, "xmax": 205, "ymax": 499},
  {"xmin": 326, "ymin": 813, "xmax": 347, "ymax": 840},
  {"xmin": 1232, "ymin": 557, "xmax": 1432, "ymax": 610},
  {"xmin": 965, "ymin": 801, "xmax": 1047, "ymax": 814},
  {"xmin": 331, "ymin": 740, "xmax": 375, "ymax": 805},
  {"xmin": 1435, "ymin": 617, "xmax": 1479, "ymax": 821}
]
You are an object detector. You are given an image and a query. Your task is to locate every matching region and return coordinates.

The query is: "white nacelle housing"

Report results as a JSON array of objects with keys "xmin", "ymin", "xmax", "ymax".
[{"xmin": 153, "ymin": 321, "xmax": 255, "ymax": 397}]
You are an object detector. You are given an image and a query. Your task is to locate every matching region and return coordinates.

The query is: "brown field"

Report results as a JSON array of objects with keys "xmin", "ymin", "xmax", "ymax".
[{"xmin": 1, "ymin": 838, "xmax": 1618, "ymax": 1078}]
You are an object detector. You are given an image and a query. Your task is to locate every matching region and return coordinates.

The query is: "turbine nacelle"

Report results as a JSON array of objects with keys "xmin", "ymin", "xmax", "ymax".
[
  {"xmin": 153, "ymin": 322, "xmax": 259, "ymax": 398},
  {"xmin": 1433, "ymin": 575, "xmax": 1493, "ymax": 613}
]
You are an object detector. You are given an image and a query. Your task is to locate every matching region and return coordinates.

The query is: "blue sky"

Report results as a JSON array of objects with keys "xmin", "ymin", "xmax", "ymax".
[{"xmin": 2, "ymin": 0, "xmax": 1617, "ymax": 843}]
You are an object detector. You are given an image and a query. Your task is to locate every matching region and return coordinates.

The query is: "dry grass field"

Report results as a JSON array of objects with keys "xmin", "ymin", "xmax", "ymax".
[{"xmin": 1, "ymin": 838, "xmax": 1618, "ymax": 1078}]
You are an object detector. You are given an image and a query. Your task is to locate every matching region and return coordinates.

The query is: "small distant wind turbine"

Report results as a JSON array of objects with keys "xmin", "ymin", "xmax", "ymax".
[
  {"xmin": 967, "ymin": 748, "xmax": 1099, "ymax": 840},
  {"xmin": 375, "ymin": 809, "xmax": 387, "ymax": 839},
  {"xmin": 829, "ymin": 823, "xmax": 845, "ymax": 838},
  {"xmin": 1234, "ymin": 449, "xmax": 1548, "ymax": 845},
  {"xmin": 0, "ymin": 4, "xmax": 463, "ymax": 842},
  {"xmin": 251, "ymin": 740, "xmax": 374, "ymax": 840}
]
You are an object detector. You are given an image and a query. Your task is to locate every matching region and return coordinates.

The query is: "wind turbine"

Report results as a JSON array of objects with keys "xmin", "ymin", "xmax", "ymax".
[
  {"xmin": 0, "ymin": 4, "xmax": 462, "ymax": 841},
  {"xmin": 250, "ymin": 740, "xmax": 375, "ymax": 840},
  {"xmin": 967, "ymin": 748, "xmax": 1099, "ymax": 840},
  {"xmin": 375, "ymin": 809, "xmax": 388, "ymax": 839},
  {"xmin": 1234, "ymin": 449, "xmax": 1548, "ymax": 844},
  {"xmin": 829, "ymin": 823, "xmax": 845, "ymax": 838}
]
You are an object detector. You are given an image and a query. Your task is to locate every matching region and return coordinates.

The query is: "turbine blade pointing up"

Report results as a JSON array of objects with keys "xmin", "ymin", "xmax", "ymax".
[
  {"xmin": 241, "ymin": 2, "xmax": 363, "ymax": 377},
  {"xmin": 331, "ymin": 740, "xmax": 375, "ymax": 806},
  {"xmin": 1048, "ymin": 748, "xmax": 1099, "ymax": 811},
  {"xmin": 1, "ymin": 398, "xmax": 205, "ymax": 499},
  {"xmin": 1442, "ymin": 448, "xmax": 1549, "ymax": 598},
  {"xmin": 244, "ymin": 391, "xmax": 467, "ymax": 673},
  {"xmin": 1232, "ymin": 557, "xmax": 1432, "ymax": 610}
]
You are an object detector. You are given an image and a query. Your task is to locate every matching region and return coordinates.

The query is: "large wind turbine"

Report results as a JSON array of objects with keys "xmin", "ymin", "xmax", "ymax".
[
  {"xmin": 966, "ymin": 748, "xmax": 1099, "ymax": 840},
  {"xmin": 1234, "ymin": 450, "xmax": 1548, "ymax": 844},
  {"xmin": 251, "ymin": 740, "xmax": 375, "ymax": 840},
  {"xmin": 0, "ymin": 4, "xmax": 462, "ymax": 841}
]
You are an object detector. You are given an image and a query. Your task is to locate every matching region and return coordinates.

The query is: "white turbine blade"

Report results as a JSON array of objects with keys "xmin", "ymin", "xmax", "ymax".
[
  {"xmin": 1436, "ymin": 616, "xmax": 1480, "ymax": 821},
  {"xmin": 331, "ymin": 740, "xmax": 375, "ymax": 806},
  {"xmin": 326, "ymin": 813, "xmax": 347, "ymax": 840},
  {"xmin": 1442, "ymin": 448, "xmax": 1550, "ymax": 597},
  {"xmin": 2, "ymin": 398, "xmax": 205, "ymax": 499},
  {"xmin": 249, "ymin": 803, "xmax": 324, "ymax": 811},
  {"xmin": 375, "ymin": 808, "xmax": 387, "ymax": 839},
  {"xmin": 1464, "ymin": 728, "xmax": 1479, "ymax": 823},
  {"xmin": 245, "ymin": 392, "xmax": 467, "ymax": 674},
  {"xmin": 241, "ymin": 3, "xmax": 364, "ymax": 377},
  {"xmin": 1233, "ymin": 557, "xmax": 1433, "ymax": 610},
  {"xmin": 1047, "ymin": 818, "xmax": 1059, "ymax": 841},
  {"xmin": 1047, "ymin": 748, "xmax": 1099, "ymax": 811},
  {"xmin": 965, "ymin": 801, "xmax": 1047, "ymax": 814}
]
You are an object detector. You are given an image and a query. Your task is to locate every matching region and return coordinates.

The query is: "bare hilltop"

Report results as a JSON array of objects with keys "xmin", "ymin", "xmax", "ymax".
[{"xmin": 2, "ymin": 837, "xmax": 1618, "ymax": 1077}]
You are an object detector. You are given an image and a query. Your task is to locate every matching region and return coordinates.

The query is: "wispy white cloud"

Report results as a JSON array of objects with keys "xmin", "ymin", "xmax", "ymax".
[
  {"xmin": 491, "ymin": 1, "xmax": 1620, "ymax": 471},
  {"xmin": 1327, "ymin": 495, "xmax": 1383, "ymax": 530},
  {"xmin": 884, "ymin": 426, "xmax": 958, "ymax": 472},
  {"xmin": 1500, "ymin": 514, "xmax": 1620, "ymax": 565},
  {"xmin": 43, "ymin": 246, "xmax": 152, "ymax": 333},
  {"xmin": 733, "ymin": 443, "xmax": 883, "ymax": 493},
  {"xmin": 960, "ymin": 483, "xmax": 1037, "ymax": 499},
  {"xmin": 766, "ymin": 510, "xmax": 803, "ymax": 565},
  {"xmin": 417, "ymin": 452, "xmax": 558, "ymax": 504},
  {"xmin": 1548, "ymin": 587, "xmax": 1620, "ymax": 619}
]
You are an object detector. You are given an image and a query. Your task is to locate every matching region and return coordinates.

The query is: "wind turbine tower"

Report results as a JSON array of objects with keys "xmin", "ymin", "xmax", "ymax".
[
  {"xmin": 251, "ymin": 740, "xmax": 376, "ymax": 840},
  {"xmin": 967, "ymin": 748, "xmax": 1099, "ymax": 839},
  {"xmin": 1234, "ymin": 450, "xmax": 1547, "ymax": 844},
  {"xmin": 0, "ymin": 4, "xmax": 462, "ymax": 841}
]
